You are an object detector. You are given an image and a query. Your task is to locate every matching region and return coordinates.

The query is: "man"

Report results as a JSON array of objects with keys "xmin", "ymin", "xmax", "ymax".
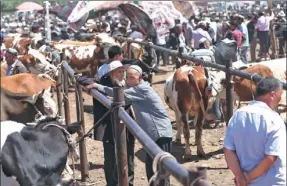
[
  {"xmin": 224, "ymin": 77, "xmax": 286, "ymax": 186},
  {"xmin": 85, "ymin": 65, "xmax": 173, "ymax": 186},
  {"xmin": 256, "ymin": 11, "xmax": 274, "ymax": 60},
  {"xmin": 83, "ymin": 60, "xmax": 135, "ymax": 186},
  {"xmin": 0, "ymin": 32, "xmax": 6, "ymax": 61},
  {"xmin": 182, "ymin": 22, "xmax": 193, "ymax": 48},
  {"xmin": 190, "ymin": 38, "xmax": 215, "ymax": 63},
  {"xmin": 192, "ymin": 21, "xmax": 212, "ymax": 49},
  {"xmin": 127, "ymin": 25, "xmax": 143, "ymax": 40},
  {"xmin": 238, "ymin": 15, "xmax": 249, "ymax": 64},
  {"xmin": 247, "ymin": 15, "xmax": 258, "ymax": 62},
  {"xmin": 5, "ymin": 48, "xmax": 28, "ymax": 76},
  {"xmin": 98, "ymin": 45, "xmax": 123, "ymax": 80},
  {"xmin": 275, "ymin": 11, "xmax": 287, "ymax": 58},
  {"xmin": 230, "ymin": 21, "xmax": 244, "ymax": 61}
]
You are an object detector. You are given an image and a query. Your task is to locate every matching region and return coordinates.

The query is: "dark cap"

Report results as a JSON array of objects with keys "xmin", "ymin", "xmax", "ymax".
[
  {"xmin": 255, "ymin": 77, "xmax": 282, "ymax": 97},
  {"xmin": 6, "ymin": 48, "xmax": 18, "ymax": 56}
]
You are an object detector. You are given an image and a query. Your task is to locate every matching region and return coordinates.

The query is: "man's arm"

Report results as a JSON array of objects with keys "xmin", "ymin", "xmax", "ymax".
[
  {"xmin": 244, "ymin": 155, "xmax": 277, "ymax": 183},
  {"xmin": 224, "ymin": 148, "xmax": 246, "ymax": 181},
  {"xmin": 17, "ymin": 63, "xmax": 28, "ymax": 73}
]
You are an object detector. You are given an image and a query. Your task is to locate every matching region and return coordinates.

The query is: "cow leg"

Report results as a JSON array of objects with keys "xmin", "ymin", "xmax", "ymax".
[
  {"xmin": 182, "ymin": 113, "xmax": 192, "ymax": 161},
  {"xmin": 196, "ymin": 110, "xmax": 206, "ymax": 158},
  {"xmin": 175, "ymin": 110, "xmax": 182, "ymax": 144}
]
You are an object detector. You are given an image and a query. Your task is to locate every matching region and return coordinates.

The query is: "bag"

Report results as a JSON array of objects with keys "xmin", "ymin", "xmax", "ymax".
[{"xmin": 214, "ymin": 39, "xmax": 238, "ymax": 65}]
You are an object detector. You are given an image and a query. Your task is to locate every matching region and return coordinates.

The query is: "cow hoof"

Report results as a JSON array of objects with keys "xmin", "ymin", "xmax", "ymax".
[
  {"xmin": 197, "ymin": 150, "xmax": 207, "ymax": 158},
  {"xmin": 175, "ymin": 138, "xmax": 181, "ymax": 144},
  {"xmin": 184, "ymin": 154, "xmax": 192, "ymax": 161}
]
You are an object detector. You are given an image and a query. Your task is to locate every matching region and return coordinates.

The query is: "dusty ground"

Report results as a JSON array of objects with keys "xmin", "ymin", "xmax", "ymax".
[{"xmin": 65, "ymin": 64, "xmax": 234, "ymax": 186}]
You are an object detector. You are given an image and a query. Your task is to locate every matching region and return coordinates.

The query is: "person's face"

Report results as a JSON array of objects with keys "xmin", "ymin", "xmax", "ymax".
[
  {"xmin": 113, "ymin": 53, "xmax": 123, "ymax": 61},
  {"xmin": 5, "ymin": 53, "xmax": 17, "ymax": 64},
  {"xmin": 230, "ymin": 25, "xmax": 236, "ymax": 31},
  {"xmin": 269, "ymin": 87, "xmax": 283, "ymax": 109},
  {"xmin": 126, "ymin": 69, "xmax": 141, "ymax": 87},
  {"xmin": 110, "ymin": 67, "xmax": 125, "ymax": 82}
]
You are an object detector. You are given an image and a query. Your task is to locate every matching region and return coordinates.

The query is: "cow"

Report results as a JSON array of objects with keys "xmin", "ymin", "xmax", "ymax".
[
  {"xmin": 218, "ymin": 58, "xmax": 287, "ymax": 121},
  {"xmin": 1, "ymin": 73, "xmax": 58, "ymax": 123},
  {"xmin": 3, "ymin": 37, "xmax": 32, "ymax": 55},
  {"xmin": 1, "ymin": 49, "xmax": 58, "ymax": 78},
  {"xmin": 1, "ymin": 117, "xmax": 81, "ymax": 186},
  {"xmin": 164, "ymin": 65, "xmax": 225, "ymax": 160}
]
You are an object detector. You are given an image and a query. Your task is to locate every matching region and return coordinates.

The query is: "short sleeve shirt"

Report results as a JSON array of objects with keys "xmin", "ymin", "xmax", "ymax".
[{"xmin": 224, "ymin": 101, "xmax": 286, "ymax": 186}]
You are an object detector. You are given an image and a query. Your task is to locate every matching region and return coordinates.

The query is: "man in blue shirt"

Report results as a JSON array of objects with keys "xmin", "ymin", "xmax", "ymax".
[
  {"xmin": 224, "ymin": 77, "xmax": 286, "ymax": 186},
  {"xmin": 237, "ymin": 15, "xmax": 249, "ymax": 64}
]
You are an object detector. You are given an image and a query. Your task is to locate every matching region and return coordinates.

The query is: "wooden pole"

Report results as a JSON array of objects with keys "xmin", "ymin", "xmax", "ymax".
[
  {"xmin": 56, "ymin": 68, "xmax": 63, "ymax": 116},
  {"xmin": 225, "ymin": 59, "xmax": 233, "ymax": 125},
  {"xmin": 75, "ymin": 83, "xmax": 89, "ymax": 181},
  {"xmin": 268, "ymin": 0, "xmax": 277, "ymax": 59},
  {"xmin": 112, "ymin": 87, "xmax": 128, "ymax": 186},
  {"xmin": 62, "ymin": 66, "xmax": 71, "ymax": 125}
]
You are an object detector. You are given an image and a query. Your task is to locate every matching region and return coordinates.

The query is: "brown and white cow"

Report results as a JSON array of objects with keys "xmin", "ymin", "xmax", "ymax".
[
  {"xmin": 164, "ymin": 65, "xmax": 225, "ymax": 159},
  {"xmin": 1, "ymin": 73, "xmax": 58, "ymax": 123},
  {"xmin": 3, "ymin": 37, "xmax": 32, "ymax": 55},
  {"xmin": 1, "ymin": 49, "xmax": 57, "ymax": 78},
  {"xmin": 218, "ymin": 58, "xmax": 287, "ymax": 121}
]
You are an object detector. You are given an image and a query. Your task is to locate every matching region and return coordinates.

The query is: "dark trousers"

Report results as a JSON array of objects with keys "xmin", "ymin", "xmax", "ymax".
[
  {"xmin": 146, "ymin": 137, "xmax": 172, "ymax": 186},
  {"xmin": 279, "ymin": 31, "xmax": 287, "ymax": 57},
  {"xmin": 103, "ymin": 138, "xmax": 135, "ymax": 186},
  {"xmin": 156, "ymin": 44, "xmax": 168, "ymax": 66},
  {"xmin": 257, "ymin": 31, "xmax": 270, "ymax": 57}
]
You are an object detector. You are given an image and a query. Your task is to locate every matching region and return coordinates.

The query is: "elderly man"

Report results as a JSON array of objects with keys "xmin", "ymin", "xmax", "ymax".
[
  {"xmin": 190, "ymin": 38, "xmax": 215, "ymax": 63},
  {"xmin": 224, "ymin": 77, "xmax": 286, "ymax": 186},
  {"xmin": 85, "ymin": 65, "xmax": 173, "ymax": 186},
  {"xmin": 81, "ymin": 60, "xmax": 135, "ymax": 186},
  {"xmin": 5, "ymin": 48, "xmax": 28, "ymax": 76},
  {"xmin": 193, "ymin": 21, "xmax": 212, "ymax": 49}
]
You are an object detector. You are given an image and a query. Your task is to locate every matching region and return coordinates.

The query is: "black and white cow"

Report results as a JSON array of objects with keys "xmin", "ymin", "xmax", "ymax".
[{"xmin": 1, "ymin": 117, "xmax": 81, "ymax": 186}]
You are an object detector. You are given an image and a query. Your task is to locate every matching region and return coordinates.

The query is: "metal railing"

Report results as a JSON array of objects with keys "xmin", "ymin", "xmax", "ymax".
[
  {"xmin": 114, "ymin": 36, "xmax": 286, "ymax": 123},
  {"xmin": 60, "ymin": 61, "xmax": 209, "ymax": 186}
]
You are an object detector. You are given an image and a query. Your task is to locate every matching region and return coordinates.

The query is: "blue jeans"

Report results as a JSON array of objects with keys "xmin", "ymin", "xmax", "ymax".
[{"xmin": 212, "ymin": 99, "xmax": 222, "ymax": 120}]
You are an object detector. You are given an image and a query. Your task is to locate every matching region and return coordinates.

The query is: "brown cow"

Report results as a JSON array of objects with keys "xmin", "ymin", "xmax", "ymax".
[
  {"xmin": 1, "ymin": 49, "xmax": 57, "ymax": 78},
  {"xmin": 3, "ymin": 37, "xmax": 32, "ymax": 55},
  {"xmin": 164, "ymin": 65, "xmax": 225, "ymax": 159},
  {"xmin": 1, "ymin": 73, "xmax": 58, "ymax": 123}
]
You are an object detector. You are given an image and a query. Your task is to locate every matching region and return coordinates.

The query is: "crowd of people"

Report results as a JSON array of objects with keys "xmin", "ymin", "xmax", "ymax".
[{"xmin": 1, "ymin": 2, "xmax": 286, "ymax": 186}]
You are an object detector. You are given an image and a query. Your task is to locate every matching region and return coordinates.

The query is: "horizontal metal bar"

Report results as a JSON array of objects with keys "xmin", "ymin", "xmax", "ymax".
[
  {"xmin": 118, "ymin": 108, "xmax": 210, "ymax": 186},
  {"xmin": 114, "ymin": 36, "xmax": 287, "ymax": 90}
]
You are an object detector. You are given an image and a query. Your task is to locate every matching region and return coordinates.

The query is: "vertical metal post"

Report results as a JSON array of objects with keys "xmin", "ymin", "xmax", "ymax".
[
  {"xmin": 75, "ymin": 82, "xmax": 89, "ymax": 181},
  {"xmin": 56, "ymin": 68, "xmax": 63, "ymax": 116},
  {"xmin": 225, "ymin": 59, "xmax": 233, "ymax": 125},
  {"xmin": 127, "ymin": 42, "xmax": 131, "ymax": 59},
  {"xmin": 45, "ymin": 1, "xmax": 51, "ymax": 42},
  {"xmin": 62, "ymin": 66, "xmax": 71, "ymax": 125},
  {"xmin": 147, "ymin": 42, "xmax": 154, "ymax": 84},
  {"xmin": 112, "ymin": 87, "xmax": 128, "ymax": 186}
]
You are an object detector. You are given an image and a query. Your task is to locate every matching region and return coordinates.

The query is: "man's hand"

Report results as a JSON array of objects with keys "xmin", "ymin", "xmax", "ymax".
[
  {"xmin": 243, "ymin": 172, "xmax": 250, "ymax": 184},
  {"xmin": 234, "ymin": 175, "xmax": 247, "ymax": 186},
  {"xmin": 82, "ymin": 83, "xmax": 98, "ymax": 93}
]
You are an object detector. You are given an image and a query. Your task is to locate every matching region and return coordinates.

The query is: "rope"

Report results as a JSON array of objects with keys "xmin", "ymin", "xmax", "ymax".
[
  {"xmin": 148, "ymin": 152, "xmax": 176, "ymax": 186},
  {"xmin": 250, "ymin": 73, "xmax": 259, "ymax": 100}
]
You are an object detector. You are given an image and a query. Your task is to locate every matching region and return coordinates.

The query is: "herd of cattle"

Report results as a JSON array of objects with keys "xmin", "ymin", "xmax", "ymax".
[{"xmin": 0, "ymin": 33, "xmax": 286, "ymax": 185}]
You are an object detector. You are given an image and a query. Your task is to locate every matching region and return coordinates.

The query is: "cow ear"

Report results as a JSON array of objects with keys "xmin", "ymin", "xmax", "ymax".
[
  {"xmin": 66, "ymin": 121, "xmax": 82, "ymax": 134},
  {"xmin": 21, "ymin": 89, "xmax": 45, "ymax": 105}
]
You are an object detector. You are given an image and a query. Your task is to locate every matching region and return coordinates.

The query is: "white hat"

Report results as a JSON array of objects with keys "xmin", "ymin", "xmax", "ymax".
[
  {"xmin": 199, "ymin": 37, "xmax": 207, "ymax": 44},
  {"xmin": 278, "ymin": 11, "xmax": 286, "ymax": 17},
  {"xmin": 107, "ymin": 60, "xmax": 123, "ymax": 74},
  {"xmin": 128, "ymin": 65, "xmax": 142, "ymax": 75}
]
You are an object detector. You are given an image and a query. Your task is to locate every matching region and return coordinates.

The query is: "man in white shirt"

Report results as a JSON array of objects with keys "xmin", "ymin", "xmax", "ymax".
[
  {"xmin": 192, "ymin": 21, "xmax": 212, "ymax": 49},
  {"xmin": 97, "ymin": 45, "xmax": 123, "ymax": 80},
  {"xmin": 224, "ymin": 77, "xmax": 286, "ymax": 186},
  {"xmin": 256, "ymin": 11, "xmax": 274, "ymax": 60}
]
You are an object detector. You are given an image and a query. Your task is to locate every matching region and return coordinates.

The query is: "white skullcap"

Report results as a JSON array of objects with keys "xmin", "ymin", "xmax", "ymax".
[
  {"xmin": 128, "ymin": 65, "xmax": 142, "ymax": 75},
  {"xmin": 199, "ymin": 37, "xmax": 208, "ymax": 44}
]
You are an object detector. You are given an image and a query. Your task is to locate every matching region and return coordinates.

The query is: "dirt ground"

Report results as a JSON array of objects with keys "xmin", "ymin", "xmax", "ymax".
[{"xmin": 65, "ymin": 64, "xmax": 234, "ymax": 186}]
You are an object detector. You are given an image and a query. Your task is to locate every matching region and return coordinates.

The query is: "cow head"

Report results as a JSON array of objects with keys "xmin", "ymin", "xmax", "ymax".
[
  {"xmin": 21, "ymin": 49, "xmax": 58, "ymax": 76},
  {"xmin": 22, "ymin": 88, "xmax": 58, "ymax": 119},
  {"xmin": 205, "ymin": 70, "xmax": 226, "ymax": 98}
]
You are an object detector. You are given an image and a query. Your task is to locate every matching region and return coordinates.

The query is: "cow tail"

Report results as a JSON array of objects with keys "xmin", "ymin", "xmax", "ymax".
[{"xmin": 187, "ymin": 71, "xmax": 206, "ymax": 117}]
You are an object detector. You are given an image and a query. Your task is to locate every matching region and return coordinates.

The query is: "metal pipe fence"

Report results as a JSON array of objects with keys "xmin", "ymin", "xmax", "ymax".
[{"xmin": 61, "ymin": 61, "xmax": 210, "ymax": 186}]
